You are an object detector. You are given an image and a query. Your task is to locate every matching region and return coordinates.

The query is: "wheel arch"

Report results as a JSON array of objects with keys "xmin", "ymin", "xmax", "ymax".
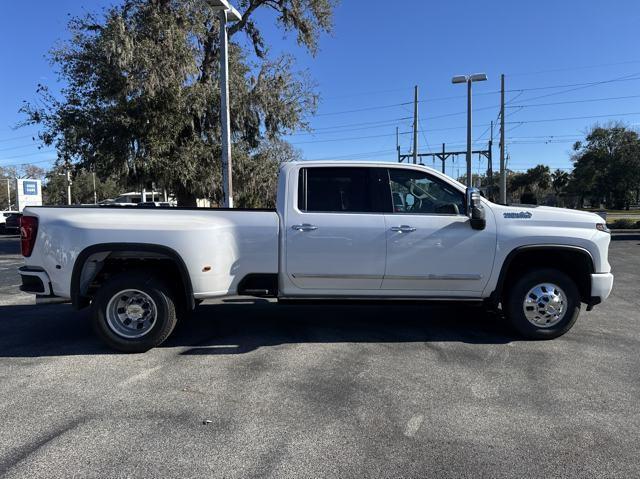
[
  {"xmin": 489, "ymin": 245, "xmax": 595, "ymax": 307},
  {"xmin": 71, "ymin": 243, "xmax": 194, "ymax": 311}
]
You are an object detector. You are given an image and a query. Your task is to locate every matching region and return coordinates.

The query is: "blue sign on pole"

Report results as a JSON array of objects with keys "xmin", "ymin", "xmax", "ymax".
[{"xmin": 23, "ymin": 181, "xmax": 38, "ymax": 196}]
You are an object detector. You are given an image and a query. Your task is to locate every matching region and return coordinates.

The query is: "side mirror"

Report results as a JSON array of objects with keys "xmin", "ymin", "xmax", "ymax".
[{"xmin": 466, "ymin": 187, "xmax": 486, "ymax": 230}]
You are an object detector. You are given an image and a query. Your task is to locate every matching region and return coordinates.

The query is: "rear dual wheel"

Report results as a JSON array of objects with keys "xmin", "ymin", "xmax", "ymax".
[{"xmin": 91, "ymin": 272, "xmax": 178, "ymax": 353}]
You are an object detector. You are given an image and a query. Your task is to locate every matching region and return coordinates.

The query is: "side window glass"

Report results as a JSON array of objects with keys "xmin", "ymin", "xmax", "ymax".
[
  {"xmin": 388, "ymin": 169, "xmax": 465, "ymax": 215},
  {"xmin": 299, "ymin": 167, "xmax": 374, "ymax": 213}
]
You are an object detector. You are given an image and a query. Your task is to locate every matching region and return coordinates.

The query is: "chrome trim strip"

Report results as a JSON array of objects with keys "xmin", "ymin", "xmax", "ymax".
[
  {"xmin": 292, "ymin": 273, "xmax": 382, "ymax": 280},
  {"xmin": 386, "ymin": 273, "xmax": 482, "ymax": 281},
  {"xmin": 292, "ymin": 273, "xmax": 482, "ymax": 281},
  {"xmin": 279, "ymin": 295, "xmax": 482, "ymax": 301}
]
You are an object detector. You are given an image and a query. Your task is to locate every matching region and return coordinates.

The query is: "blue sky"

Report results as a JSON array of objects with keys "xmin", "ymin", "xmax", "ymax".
[{"xmin": 1, "ymin": 0, "xmax": 640, "ymax": 178}]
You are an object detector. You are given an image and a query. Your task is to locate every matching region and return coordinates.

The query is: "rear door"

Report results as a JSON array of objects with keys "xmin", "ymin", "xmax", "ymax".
[
  {"xmin": 284, "ymin": 166, "xmax": 389, "ymax": 291},
  {"xmin": 382, "ymin": 167, "xmax": 497, "ymax": 295}
]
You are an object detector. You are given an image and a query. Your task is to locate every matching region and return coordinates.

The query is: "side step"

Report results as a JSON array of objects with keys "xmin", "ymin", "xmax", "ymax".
[{"xmin": 237, "ymin": 274, "xmax": 278, "ymax": 298}]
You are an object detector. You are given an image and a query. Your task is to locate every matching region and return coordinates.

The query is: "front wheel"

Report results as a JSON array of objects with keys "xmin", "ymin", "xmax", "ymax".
[
  {"xmin": 504, "ymin": 268, "xmax": 581, "ymax": 339},
  {"xmin": 91, "ymin": 272, "xmax": 178, "ymax": 353}
]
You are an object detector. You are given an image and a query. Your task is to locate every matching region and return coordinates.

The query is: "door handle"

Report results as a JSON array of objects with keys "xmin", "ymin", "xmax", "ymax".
[
  {"xmin": 292, "ymin": 223, "xmax": 318, "ymax": 232},
  {"xmin": 390, "ymin": 225, "xmax": 416, "ymax": 233}
]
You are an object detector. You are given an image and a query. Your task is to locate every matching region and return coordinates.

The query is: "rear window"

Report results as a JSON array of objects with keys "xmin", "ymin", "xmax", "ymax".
[{"xmin": 298, "ymin": 167, "xmax": 377, "ymax": 213}]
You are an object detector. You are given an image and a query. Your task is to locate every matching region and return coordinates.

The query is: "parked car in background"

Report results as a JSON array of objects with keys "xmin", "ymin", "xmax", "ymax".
[
  {"xmin": 4, "ymin": 213, "xmax": 22, "ymax": 234},
  {"xmin": 137, "ymin": 202, "xmax": 174, "ymax": 208},
  {"xmin": 0, "ymin": 212, "xmax": 11, "ymax": 233}
]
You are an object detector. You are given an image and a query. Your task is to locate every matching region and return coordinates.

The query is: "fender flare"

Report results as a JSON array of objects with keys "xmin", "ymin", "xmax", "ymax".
[
  {"xmin": 488, "ymin": 244, "xmax": 595, "ymax": 306},
  {"xmin": 70, "ymin": 243, "xmax": 194, "ymax": 310}
]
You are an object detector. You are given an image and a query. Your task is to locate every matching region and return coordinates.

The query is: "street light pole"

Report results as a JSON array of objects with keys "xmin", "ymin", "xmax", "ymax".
[
  {"xmin": 218, "ymin": 9, "xmax": 233, "ymax": 208},
  {"xmin": 206, "ymin": 0, "xmax": 241, "ymax": 208}
]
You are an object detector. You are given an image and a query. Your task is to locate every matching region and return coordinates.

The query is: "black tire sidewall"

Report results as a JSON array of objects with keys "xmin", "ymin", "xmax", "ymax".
[
  {"xmin": 506, "ymin": 268, "xmax": 581, "ymax": 339},
  {"xmin": 91, "ymin": 273, "xmax": 178, "ymax": 353}
]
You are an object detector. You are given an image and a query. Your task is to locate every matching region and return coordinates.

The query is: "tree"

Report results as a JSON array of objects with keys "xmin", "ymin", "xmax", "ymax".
[
  {"xmin": 508, "ymin": 165, "xmax": 551, "ymax": 204},
  {"xmin": 43, "ymin": 166, "xmax": 123, "ymax": 205},
  {"xmin": 550, "ymin": 169, "xmax": 570, "ymax": 206},
  {"xmin": 21, "ymin": 0, "xmax": 336, "ymax": 206},
  {"xmin": 569, "ymin": 124, "xmax": 640, "ymax": 209},
  {"xmin": 551, "ymin": 169, "xmax": 569, "ymax": 195}
]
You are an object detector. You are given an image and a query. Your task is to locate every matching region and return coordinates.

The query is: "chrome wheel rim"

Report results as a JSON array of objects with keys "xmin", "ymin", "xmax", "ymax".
[
  {"xmin": 106, "ymin": 289, "xmax": 158, "ymax": 339},
  {"xmin": 522, "ymin": 283, "xmax": 567, "ymax": 328}
]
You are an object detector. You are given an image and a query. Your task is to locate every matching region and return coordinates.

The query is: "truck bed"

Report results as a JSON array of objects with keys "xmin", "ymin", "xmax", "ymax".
[{"xmin": 22, "ymin": 206, "xmax": 280, "ymax": 299}]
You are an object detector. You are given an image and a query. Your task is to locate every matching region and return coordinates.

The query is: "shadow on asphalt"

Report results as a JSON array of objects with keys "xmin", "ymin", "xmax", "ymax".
[
  {"xmin": 611, "ymin": 234, "xmax": 640, "ymax": 241},
  {"xmin": 0, "ymin": 301, "xmax": 517, "ymax": 357},
  {"xmin": 0, "ymin": 235, "xmax": 20, "ymax": 255}
]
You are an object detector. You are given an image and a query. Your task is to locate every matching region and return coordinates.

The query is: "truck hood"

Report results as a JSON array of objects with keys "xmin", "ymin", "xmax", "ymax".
[{"xmin": 489, "ymin": 203, "xmax": 604, "ymax": 227}]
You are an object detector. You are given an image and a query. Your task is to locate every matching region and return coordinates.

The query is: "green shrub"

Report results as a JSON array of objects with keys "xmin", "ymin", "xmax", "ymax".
[{"xmin": 608, "ymin": 218, "xmax": 637, "ymax": 229}]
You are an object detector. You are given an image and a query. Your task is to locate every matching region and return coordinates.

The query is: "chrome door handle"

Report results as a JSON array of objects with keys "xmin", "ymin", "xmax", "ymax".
[
  {"xmin": 390, "ymin": 225, "xmax": 416, "ymax": 233},
  {"xmin": 292, "ymin": 223, "xmax": 318, "ymax": 232}
]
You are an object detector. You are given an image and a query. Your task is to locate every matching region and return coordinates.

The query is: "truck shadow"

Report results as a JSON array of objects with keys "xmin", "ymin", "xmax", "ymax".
[
  {"xmin": 0, "ymin": 301, "xmax": 517, "ymax": 358},
  {"xmin": 173, "ymin": 301, "xmax": 518, "ymax": 355}
]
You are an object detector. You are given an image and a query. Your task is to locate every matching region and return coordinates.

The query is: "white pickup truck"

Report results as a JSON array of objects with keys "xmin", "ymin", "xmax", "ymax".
[{"xmin": 18, "ymin": 161, "xmax": 614, "ymax": 352}]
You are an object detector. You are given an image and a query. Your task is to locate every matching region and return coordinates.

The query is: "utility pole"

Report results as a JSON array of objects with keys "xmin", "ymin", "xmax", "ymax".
[
  {"xmin": 488, "ymin": 121, "xmax": 493, "ymax": 181},
  {"xmin": 412, "ymin": 85, "xmax": 419, "ymax": 165},
  {"xmin": 500, "ymin": 73, "xmax": 506, "ymax": 204},
  {"xmin": 396, "ymin": 127, "xmax": 400, "ymax": 163},
  {"xmin": 466, "ymin": 79, "xmax": 472, "ymax": 186},
  {"xmin": 66, "ymin": 170, "xmax": 72, "ymax": 205},
  {"xmin": 441, "ymin": 143, "xmax": 446, "ymax": 173},
  {"xmin": 92, "ymin": 171, "xmax": 97, "ymax": 205},
  {"xmin": 6, "ymin": 179, "xmax": 10, "ymax": 211}
]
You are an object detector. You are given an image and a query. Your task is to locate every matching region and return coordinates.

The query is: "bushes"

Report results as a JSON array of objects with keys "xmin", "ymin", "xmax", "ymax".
[{"xmin": 607, "ymin": 218, "xmax": 640, "ymax": 229}]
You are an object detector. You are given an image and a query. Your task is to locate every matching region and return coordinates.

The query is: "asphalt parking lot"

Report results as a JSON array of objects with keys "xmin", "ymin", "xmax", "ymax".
[{"xmin": 0, "ymin": 235, "xmax": 638, "ymax": 478}]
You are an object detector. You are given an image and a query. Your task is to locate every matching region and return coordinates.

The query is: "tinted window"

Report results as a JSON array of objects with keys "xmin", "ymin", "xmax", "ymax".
[
  {"xmin": 298, "ymin": 167, "xmax": 378, "ymax": 213},
  {"xmin": 388, "ymin": 169, "xmax": 465, "ymax": 215}
]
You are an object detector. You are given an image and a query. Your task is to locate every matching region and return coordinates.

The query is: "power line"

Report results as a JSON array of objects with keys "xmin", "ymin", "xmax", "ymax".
[
  {"xmin": 320, "ymin": 86, "xmax": 415, "ymax": 101},
  {"xmin": 304, "ymin": 149, "xmax": 397, "ymax": 161},
  {"xmin": 506, "ymin": 111, "xmax": 640, "ymax": 125},
  {"xmin": 0, "ymin": 134, "xmax": 36, "ymax": 144},
  {"xmin": 315, "ymin": 101, "xmax": 412, "ymax": 117},
  {"xmin": 509, "ymin": 59, "xmax": 640, "ymax": 77},
  {"xmin": 0, "ymin": 158, "xmax": 54, "ymax": 168},
  {"xmin": 0, "ymin": 143, "xmax": 42, "ymax": 153},
  {"xmin": 508, "ymin": 72, "xmax": 640, "ymax": 104},
  {"xmin": 288, "ymin": 116, "xmax": 412, "ymax": 136},
  {"xmin": 507, "ymin": 94, "xmax": 640, "ymax": 109},
  {"xmin": 0, "ymin": 149, "xmax": 56, "ymax": 162},
  {"xmin": 291, "ymin": 108, "xmax": 640, "ymax": 146}
]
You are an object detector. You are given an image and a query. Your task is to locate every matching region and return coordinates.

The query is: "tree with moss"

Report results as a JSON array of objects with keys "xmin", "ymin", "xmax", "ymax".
[
  {"xmin": 22, "ymin": 0, "xmax": 336, "ymax": 206},
  {"xmin": 569, "ymin": 124, "xmax": 640, "ymax": 210}
]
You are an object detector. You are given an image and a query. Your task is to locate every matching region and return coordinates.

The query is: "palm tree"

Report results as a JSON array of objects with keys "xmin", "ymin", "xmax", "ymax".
[{"xmin": 551, "ymin": 169, "xmax": 570, "ymax": 206}]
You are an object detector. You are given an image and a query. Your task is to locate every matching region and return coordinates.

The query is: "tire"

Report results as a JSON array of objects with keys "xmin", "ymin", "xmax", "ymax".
[
  {"xmin": 504, "ymin": 268, "xmax": 581, "ymax": 340},
  {"xmin": 91, "ymin": 272, "xmax": 178, "ymax": 353}
]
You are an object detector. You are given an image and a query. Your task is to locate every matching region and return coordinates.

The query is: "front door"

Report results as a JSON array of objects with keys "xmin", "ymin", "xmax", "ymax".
[
  {"xmin": 382, "ymin": 167, "xmax": 497, "ymax": 296},
  {"xmin": 285, "ymin": 166, "xmax": 388, "ymax": 292}
]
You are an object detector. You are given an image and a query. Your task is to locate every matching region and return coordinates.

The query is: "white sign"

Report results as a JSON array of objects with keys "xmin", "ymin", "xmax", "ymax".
[{"xmin": 16, "ymin": 179, "xmax": 43, "ymax": 211}]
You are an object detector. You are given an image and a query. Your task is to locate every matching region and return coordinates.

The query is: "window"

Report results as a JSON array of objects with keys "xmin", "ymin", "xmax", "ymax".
[
  {"xmin": 388, "ymin": 168, "xmax": 465, "ymax": 215},
  {"xmin": 298, "ymin": 167, "xmax": 382, "ymax": 213}
]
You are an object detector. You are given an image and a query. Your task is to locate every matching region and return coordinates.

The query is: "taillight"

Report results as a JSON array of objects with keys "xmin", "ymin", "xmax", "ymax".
[{"xmin": 20, "ymin": 216, "xmax": 38, "ymax": 257}]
